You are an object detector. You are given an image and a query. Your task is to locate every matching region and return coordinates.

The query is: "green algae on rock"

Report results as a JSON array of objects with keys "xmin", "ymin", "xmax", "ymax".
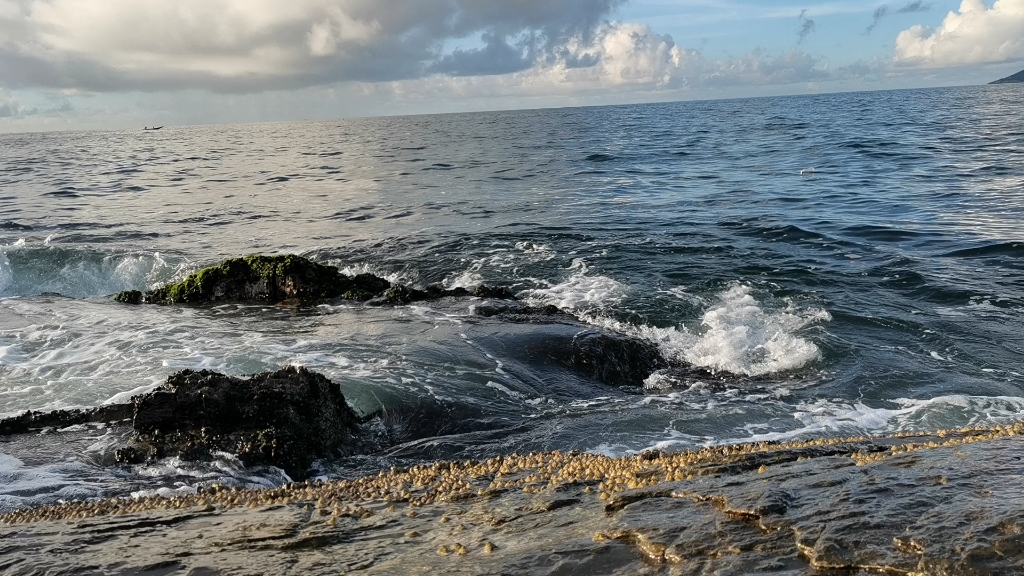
[
  {"xmin": 124, "ymin": 254, "xmax": 373, "ymax": 304},
  {"xmin": 113, "ymin": 254, "xmax": 515, "ymax": 306}
]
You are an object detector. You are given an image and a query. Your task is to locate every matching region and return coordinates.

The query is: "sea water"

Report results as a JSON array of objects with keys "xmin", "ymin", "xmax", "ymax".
[{"xmin": 1, "ymin": 85, "xmax": 1022, "ymax": 509}]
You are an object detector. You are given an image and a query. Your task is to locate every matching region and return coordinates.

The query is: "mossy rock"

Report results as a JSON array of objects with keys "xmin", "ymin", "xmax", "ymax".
[
  {"xmin": 144, "ymin": 255, "xmax": 353, "ymax": 304},
  {"xmin": 113, "ymin": 290, "xmax": 143, "ymax": 304},
  {"xmin": 114, "ymin": 254, "xmax": 517, "ymax": 307}
]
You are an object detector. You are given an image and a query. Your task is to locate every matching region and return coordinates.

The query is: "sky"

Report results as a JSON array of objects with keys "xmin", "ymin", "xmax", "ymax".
[{"xmin": 0, "ymin": 0, "xmax": 1022, "ymax": 131}]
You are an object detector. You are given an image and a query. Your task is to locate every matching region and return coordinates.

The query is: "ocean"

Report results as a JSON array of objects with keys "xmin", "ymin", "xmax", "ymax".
[{"xmin": 1, "ymin": 84, "xmax": 1022, "ymax": 510}]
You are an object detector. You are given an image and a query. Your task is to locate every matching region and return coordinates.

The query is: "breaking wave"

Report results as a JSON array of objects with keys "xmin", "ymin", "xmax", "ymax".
[
  {"xmin": 525, "ymin": 266, "xmax": 830, "ymax": 377},
  {"xmin": 0, "ymin": 239, "xmax": 187, "ymax": 299}
]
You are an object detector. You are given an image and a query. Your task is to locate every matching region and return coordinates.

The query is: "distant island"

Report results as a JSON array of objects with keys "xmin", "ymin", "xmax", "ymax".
[{"xmin": 991, "ymin": 69, "xmax": 1024, "ymax": 84}]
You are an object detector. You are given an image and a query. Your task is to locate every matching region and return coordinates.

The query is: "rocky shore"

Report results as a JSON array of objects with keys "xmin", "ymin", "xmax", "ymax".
[
  {"xmin": 3, "ymin": 254, "xmax": 1022, "ymax": 574},
  {"xmin": 3, "ymin": 424, "xmax": 1024, "ymax": 574}
]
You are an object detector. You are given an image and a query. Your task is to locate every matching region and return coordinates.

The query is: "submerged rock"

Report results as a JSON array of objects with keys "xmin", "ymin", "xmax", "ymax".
[
  {"xmin": 118, "ymin": 367, "xmax": 361, "ymax": 478},
  {"xmin": 0, "ymin": 404, "xmax": 133, "ymax": 436},
  {"xmin": 562, "ymin": 330, "xmax": 668, "ymax": 388},
  {"xmin": 113, "ymin": 254, "xmax": 516, "ymax": 306}
]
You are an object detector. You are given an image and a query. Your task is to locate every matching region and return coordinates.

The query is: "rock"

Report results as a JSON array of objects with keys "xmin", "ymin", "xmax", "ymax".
[
  {"xmin": 113, "ymin": 290, "xmax": 143, "ymax": 304},
  {"xmin": 560, "ymin": 330, "xmax": 668, "ymax": 387},
  {"xmin": 113, "ymin": 254, "xmax": 515, "ymax": 306},
  {"xmin": 129, "ymin": 254, "xmax": 367, "ymax": 305},
  {"xmin": 122, "ymin": 367, "xmax": 361, "ymax": 478},
  {"xmin": 0, "ymin": 404, "xmax": 133, "ymax": 436},
  {"xmin": 8, "ymin": 428, "xmax": 1024, "ymax": 574}
]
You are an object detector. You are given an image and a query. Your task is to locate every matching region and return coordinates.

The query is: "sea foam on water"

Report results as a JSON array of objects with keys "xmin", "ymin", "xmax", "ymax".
[{"xmin": 526, "ymin": 269, "xmax": 830, "ymax": 377}]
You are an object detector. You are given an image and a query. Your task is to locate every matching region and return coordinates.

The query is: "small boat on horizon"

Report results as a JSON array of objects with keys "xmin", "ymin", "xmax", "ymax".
[{"xmin": 143, "ymin": 126, "xmax": 164, "ymax": 131}]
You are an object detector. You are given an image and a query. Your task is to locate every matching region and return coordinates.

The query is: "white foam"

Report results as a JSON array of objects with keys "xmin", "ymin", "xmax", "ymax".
[
  {"xmin": 521, "ymin": 259, "xmax": 627, "ymax": 312},
  {"xmin": 524, "ymin": 268, "xmax": 828, "ymax": 377},
  {"xmin": 486, "ymin": 380, "xmax": 523, "ymax": 399},
  {"xmin": 0, "ymin": 297, "xmax": 428, "ymax": 417},
  {"xmin": 680, "ymin": 285, "xmax": 830, "ymax": 376},
  {"xmin": 728, "ymin": 394, "xmax": 1024, "ymax": 444},
  {"xmin": 643, "ymin": 371, "xmax": 676, "ymax": 390},
  {"xmin": 336, "ymin": 262, "xmax": 411, "ymax": 285},
  {"xmin": 514, "ymin": 241, "xmax": 556, "ymax": 261},
  {"xmin": 585, "ymin": 284, "xmax": 830, "ymax": 377},
  {"xmin": 0, "ymin": 453, "xmax": 106, "ymax": 514},
  {"xmin": 133, "ymin": 453, "xmax": 292, "ymax": 493},
  {"xmin": 443, "ymin": 270, "xmax": 484, "ymax": 290},
  {"xmin": 130, "ymin": 485, "xmax": 198, "ymax": 499}
]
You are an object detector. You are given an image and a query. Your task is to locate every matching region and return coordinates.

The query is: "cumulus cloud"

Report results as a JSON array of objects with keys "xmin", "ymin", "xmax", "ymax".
[
  {"xmin": 895, "ymin": 0, "xmax": 1024, "ymax": 67},
  {"xmin": 384, "ymin": 23, "xmax": 830, "ymax": 101},
  {"xmin": 0, "ymin": 0, "xmax": 623, "ymax": 92},
  {"xmin": 0, "ymin": 0, "xmax": 842, "ymax": 105}
]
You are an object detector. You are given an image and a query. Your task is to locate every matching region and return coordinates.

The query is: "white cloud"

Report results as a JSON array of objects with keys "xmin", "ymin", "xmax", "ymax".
[
  {"xmin": 307, "ymin": 8, "xmax": 381, "ymax": 57},
  {"xmin": 895, "ymin": 0, "xmax": 1024, "ymax": 67},
  {"xmin": 383, "ymin": 23, "xmax": 830, "ymax": 101},
  {"xmin": 0, "ymin": 0, "xmax": 623, "ymax": 92}
]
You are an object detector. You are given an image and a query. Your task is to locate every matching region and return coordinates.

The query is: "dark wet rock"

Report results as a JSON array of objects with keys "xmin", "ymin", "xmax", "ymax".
[
  {"xmin": 369, "ymin": 283, "xmax": 516, "ymax": 306},
  {"xmin": 121, "ymin": 367, "xmax": 361, "ymax": 478},
  {"xmin": 113, "ymin": 289, "xmax": 143, "ymax": 304},
  {"xmin": 471, "ymin": 304, "xmax": 670, "ymax": 388},
  {"xmin": 369, "ymin": 283, "xmax": 427, "ymax": 305},
  {"xmin": 474, "ymin": 301, "xmax": 572, "ymax": 322},
  {"xmin": 558, "ymin": 330, "xmax": 668, "ymax": 387},
  {"xmin": 114, "ymin": 254, "xmax": 515, "ymax": 307},
  {"xmin": 0, "ymin": 404, "xmax": 133, "ymax": 436},
  {"xmin": 469, "ymin": 285, "xmax": 516, "ymax": 299}
]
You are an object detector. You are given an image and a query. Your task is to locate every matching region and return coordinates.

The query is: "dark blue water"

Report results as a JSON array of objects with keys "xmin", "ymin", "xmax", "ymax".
[{"xmin": 1, "ymin": 85, "xmax": 1023, "ymax": 509}]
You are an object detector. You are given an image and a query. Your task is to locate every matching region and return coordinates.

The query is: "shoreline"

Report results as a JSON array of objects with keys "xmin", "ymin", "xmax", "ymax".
[{"xmin": 4, "ymin": 424, "xmax": 1024, "ymax": 574}]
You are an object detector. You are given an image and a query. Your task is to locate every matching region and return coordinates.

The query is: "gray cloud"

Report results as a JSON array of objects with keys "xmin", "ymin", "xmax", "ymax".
[
  {"xmin": 865, "ymin": 6, "xmax": 890, "ymax": 34},
  {"xmin": 0, "ymin": 91, "xmax": 72, "ymax": 119},
  {"xmin": 865, "ymin": 2, "xmax": 930, "ymax": 35},
  {"xmin": 0, "ymin": 0, "xmax": 623, "ymax": 93},
  {"xmin": 429, "ymin": 32, "xmax": 536, "ymax": 77},
  {"xmin": 896, "ymin": 1, "xmax": 931, "ymax": 14},
  {"xmin": 0, "ymin": 93, "xmax": 19, "ymax": 118},
  {"xmin": 797, "ymin": 10, "xmax": 815, "ymax": 44},
  {"xmin": 388, "ymin": 23, "xmax": 833, "ymax": 102}
]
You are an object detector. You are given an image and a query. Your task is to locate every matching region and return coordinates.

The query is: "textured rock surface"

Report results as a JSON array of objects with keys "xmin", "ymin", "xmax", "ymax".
[
  {"xmin": 562, "ymin": 330, "xmax": 667, "ymax": 387},
  {"xmin": 118, "ymin": 367, "xmax": 361, "ymax": 478},
  {"xmin": 4, "ymin": 427, "xmax": 1024, "ymax": 574},
  {"xmin": 0, "ymin": 404, "xmax": 133, "ymax": 436}
]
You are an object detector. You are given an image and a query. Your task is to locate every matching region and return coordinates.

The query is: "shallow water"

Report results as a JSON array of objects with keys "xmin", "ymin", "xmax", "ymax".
[{"xmin": 1, "ymin": 84, "xmax": 1023, "ymax": 509}]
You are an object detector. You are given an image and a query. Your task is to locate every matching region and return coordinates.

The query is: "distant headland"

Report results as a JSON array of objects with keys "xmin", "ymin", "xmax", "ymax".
[{"xmin": 991, "ymin": 69, "xmax": 1024, "ymax": 84}]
